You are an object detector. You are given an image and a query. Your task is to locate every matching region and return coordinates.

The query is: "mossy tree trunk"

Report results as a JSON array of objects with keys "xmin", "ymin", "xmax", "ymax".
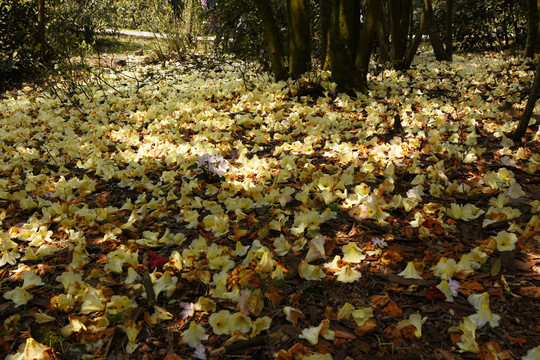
[
  {"xmin": 286, "ymin": 0, "xmax": 311, "ymax": 77},
  {"xmin": 525, "ymin": 0, "xmax": 539, "ymax": 57},
  {"xmin": 253, "ymin": 0, "xmax": 287, "ymax": 81}
]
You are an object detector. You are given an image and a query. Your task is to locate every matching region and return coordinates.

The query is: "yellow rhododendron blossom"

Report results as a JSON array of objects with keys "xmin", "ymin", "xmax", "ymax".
[
  {"xmin": 398, "ymin": 261, "xmax": 423, "ymax": 279},
  {"xmin": 20, "ymin": 270, "xmax": 44, "ymax": 289},
  {"xmin": 106, "ymin": 295, "xmax": 137, "ymax": 315},
  {"xmin": 299, "ymin": 319, "xmax": 334, "ymax": 345},
  {"xmin": 120, "ymin": 320, "xmax": 142, "ymax": 354},
  {"xmin": 306, "ymin": 235, "xmax": 326, "ymax": 262},
  {"xmin": 125, "ymin": 267, "xmax": 142, "ymax": 284},
  {"xmin": 352, "ymin": 307, "xmax": 373, "ymax": 327},
  {"xmin": 469, "ymin": 302, "xmax": 500, "ymax": 328},
  {"xmin": 229, "ymin": 312, "xmax": 252, "ymax": 333},
  {"xmin": 450, "ymin": 316, "xmax": 479, "ymax": 353},
  {"xmin": 255, "ymin": 250, "xmax": 274, "ymax": 273},
  {"xmin": 431, "ymin": 257, "xmax": 458, "ymax": 278},
  {"xmin": 35, "ymin": 311, "xmax": 56, "ymax": 324},
  {"xmin": 169, "ymin": 250, "xmax": 183, "ymax": 271},
  {"xmin": 336, "ymin": 264, "xmax": 362, "ymax": 283},
  {"xmin": 342, "ymin": 242, "xmax": 365, "ymax": 263},
  {"xmin": 80, "ymin": 288, "xmax": 105, "ymax": 314},
  {"xmin": 182, "ymin": 321, "xmax": 209, "ymax": 348},
  {"xmin": 150, "ymin": 306, "xmax": 174, "ymax": 325},
  {"xmin": 337, "ymin": 302, "xmax": 354, "ymax": 320},
  {"xmin": 298, "ymin": 260, "xmax": 326, "ymax": 280},
  {"xmin": 523, "ymin": 346, "xmax": 540, "ymax": 360},
  {"xmin": 467, "ymin": 292, "xmax": 490, "ymax": 311},
  {"xmin": 209, "ymin": 310, "xmax": 231, "ymax": 335},
  {"xmin": 397, "ymin": 313, "xmax": 427, "ymax": 338},
  {"xmin": 195, "ymin": 297, "xmax": 216, "ymax": 313},
  {"xmin": 4, "ymin": 287, "xmax": 33, "ymax": 307},
  {"xmin": 151, "ymin": 270, "xmax": 178, "ymax": 300},
  {"xmin": 251, "ymin": 316, "xmax": 272, "ymax": 337},
  {"xmin": 493, "ymin": 230, "xmax": 518, "ymax": 251}
]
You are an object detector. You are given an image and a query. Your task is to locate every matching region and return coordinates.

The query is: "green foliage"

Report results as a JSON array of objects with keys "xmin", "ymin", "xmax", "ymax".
[
  {"xmin": 0, "ymin": 0, "xmax": 40, "ymax": 90},
  {"xmin": 435, "ymin": 0, "xmax": 528, "ymax": 52}
]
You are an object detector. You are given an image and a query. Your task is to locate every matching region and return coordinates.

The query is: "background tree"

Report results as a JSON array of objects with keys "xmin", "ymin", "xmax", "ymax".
[
  {"xmin": 525, "ymin": 0, "xmax": 540, "ymax": 57},
  {"xmin": 253, "ymin": 0, "xmax": 287, "ymax": 80},
  {"xmin": 330, "ymin": 0, "xmax": 382, "ymax": 92},
  {"xmin": 286, "ymin": 0, "xmax": 311, "ymax": 77}
]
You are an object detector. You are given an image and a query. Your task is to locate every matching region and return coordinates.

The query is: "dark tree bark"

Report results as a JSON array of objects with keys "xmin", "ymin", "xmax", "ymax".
[
  {"xmin": 320, "ymin": 0, "xmax": 331, "ymax": 69},
  {"xmin": 389, "ymin": 0, "xmax": 412, "ymax": 69},
  {"xmin": 286, "ymin": 0, "xmax": 311, "ymax": 77},
  {"xmin": 355, "ymin": 0, "xmax": 383, "ymax": 90},
  {"xmin": 445, "ymin": 0, "xmax": 453, "ymax": 60},
  {"xmin": 525, "ymin": 0, "xmax": 539, "ymax": 57},
  {"xmin": 331, "ymin": 0, "xmax": 381, "ymax": 92},
  {"xmin": 514, "ymin": 60, "xmax": 540, "ymax": 142},
  {"xmin": 330, "ymin": 0, "xmax": 357, "ymax": 91},
  {"xmin": 38, "ymin": 0, "xmax": 47, "ymax": 60},
  {"xmin": 404, "ymin": 7, "xmax": 425, "ymax": 70},
  {"xmin": 253, "ymin": 0, "xmax": 287, "ymax": 81},
  {"xmin": 423, "ymin": 0, "xmax": 450, "ymax": 61},
  {"xmin": 377, "ymin": 4, "xmax": 391, "ymax": 62}
]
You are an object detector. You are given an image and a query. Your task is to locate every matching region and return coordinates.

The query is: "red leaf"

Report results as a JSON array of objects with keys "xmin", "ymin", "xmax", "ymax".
[{"xmin": 149, "ymin": 251, "xmax": 168, "ymax": 270}]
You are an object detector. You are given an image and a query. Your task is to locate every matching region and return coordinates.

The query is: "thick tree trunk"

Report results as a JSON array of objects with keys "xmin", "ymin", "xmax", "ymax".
[
  {"xmin": 320, "ymin": 0, "xmax": 331, "ymax": 69},
  {"xmin": 389, "ymin": 0, "xmax": 406, "ymax": 69},
  {"xmin": 330, "ymin": 0, "xmax": 357, "ymax": 91},
  {"xmin": 38, "ymin": 0, "xmax": 47, "ymax": 60},
  {"xmin": 445, "ymin": 0, "xmax": 453, "ymax": 60},
  {"xmin": 253, "ymin": 0, "xmax": 287, "ymax": 81},
  {"xmin": 355, "ymin": 0, "xmax": 383, "ymax": 90},
  {"xmin": 514, "ymin": 60, "xmax": 540, "ymax": 142},
  {"xmin": 286, "ymin": 0, "xmax": 311, "ymax": 77},
  {"xmin": 423, "ymin": 0, "xmax": 450, "ymax": 61},
  {"xmin": 377, "ymin": 4, "xmax": 391, "ymax": 62},
  {"xmin": 525, "ymin": 0, "xmax": 538, "ymax": 57}
]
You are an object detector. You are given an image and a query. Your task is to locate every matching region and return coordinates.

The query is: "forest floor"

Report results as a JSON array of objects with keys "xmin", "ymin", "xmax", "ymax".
[{"xmin": 0, "ymin": 49, "xmax": 539, "ymax": 360}]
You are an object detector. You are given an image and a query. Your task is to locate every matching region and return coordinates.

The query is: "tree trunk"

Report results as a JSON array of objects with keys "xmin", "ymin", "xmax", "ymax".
[
  {"xmin": 423, "ymin": 0, "xmax": 450, "ymax": 61},
  {"xmin": 286, "ymin": 0, "xmax": 311, "ymax": 77},
  {"xmin": 330, "ymin": 0, "xmax": 357, "ymax": 91},
  {"xmin": 389, "ymin": 0, "xmax": 406, "ymax": 69},
  {"xmin": 404, "ymin": 7, "xmax": 425, "ymax": 70},
  {"xmin": 38, "ymin": 0, "xmax": 47, "ymax": 61},
  {"xmin": 355, "ymin": 0, "xmax": 383, "ymax": 91},
  {"xmin": 320, "ymin": 0, "xmax": 331, "ymax": 69},
  {"xmin": 525, "ymin": 0, "xmax": 538, "ymax": 57},
  {"xmin": 377, "ymin": 4, "xmax": 391, "ymax": 62},
  {"xmin": 253, "ymin": 0, "xmax": 287, "ymax": 81},
  {"xmin": 514, "ymin": 60, "xmax": 540, "ymax": 142},
  {"xmin": 445, "ymin": 0, "xmax": 453, "ymax": 60}
]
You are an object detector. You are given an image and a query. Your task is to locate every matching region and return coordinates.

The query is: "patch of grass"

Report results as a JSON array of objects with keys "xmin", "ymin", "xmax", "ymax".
[{"xmin": 93, "ymin": 34, "xmax": 155, "ymax": 56}]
